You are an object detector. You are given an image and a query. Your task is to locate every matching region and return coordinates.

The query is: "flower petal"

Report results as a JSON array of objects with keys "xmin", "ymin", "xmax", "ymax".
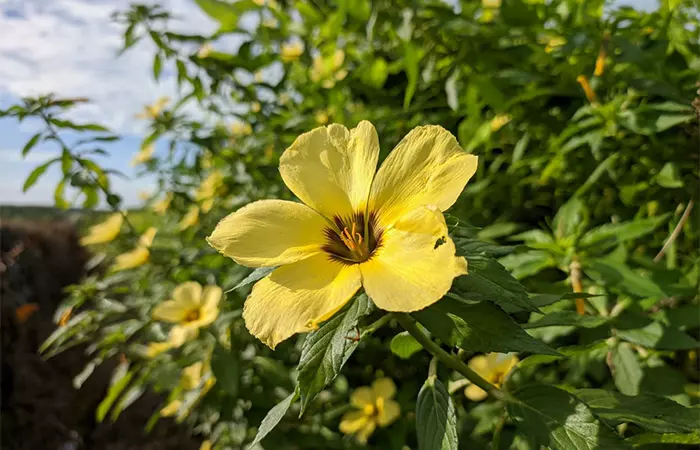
[
  {"xmin": 369, "ymin": 125, "xmax": 478, "ymax": 227},
  {"xmin": 465, "ymin": 384, "xmax": 488, "ymax": 402},
  {"xmin": 172, "ymin": 281, "xmax": 203, "ymax": 308},
  {"xmin": 242, "ymin": 254, "xmax": 361, "ymax": 348},
  {"xmin": 360, "ymin": 206, "xmax": 467, "ymax": 312},
  {"xmin": 355, "ymin": 420, "xmax": 377, "ymax": 444},
  {"xmin": 152, "ymin": 300, "xmax": 189, "ymax": 322},
  {"xmin": 339, "ymin": 410, "xmax": 370, "ymax": 434},
  {"xmin": 168, "ymin": 325, "xmax": 199, "ymax": 347},
  {"xmin": 350, "ymin": 387, "xmax": 375, "ymax": 408},
  {"xmin": 372, "ymin": 378, "xmax": 396, "ymax": 400},
  {"xmin": 376, "ymin": 398, "xmax": 400, "ymax": 427},
  {"xmin": 112, "ymin": 247, "xmax": 150, "ymax": 271},
  {"xmin": 207, "ymin": 200, "xmax": 328, "ymax": 267},
  {"xmin": 199, "ymin": 285, "xmax": 223, "ymax": 322},
  {"xmin": 467, "ymin": 355, "xmax": 492, "ymax": 376},
  {"xmin": 279, "ymin": 121, "xmax": 379, "ymax": 220},
  {"xmin": 80, "ymin": 213, "xmax": 123, "ymax": 246},
  {"xmin": 139, "ymin": 227, "xmax": 158, "ymax": 247}
]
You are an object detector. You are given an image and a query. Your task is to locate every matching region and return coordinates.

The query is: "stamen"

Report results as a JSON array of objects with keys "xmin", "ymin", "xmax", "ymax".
[{"xmin": 356, "ymin": 233, "xmax": 363, "ymax": 245}]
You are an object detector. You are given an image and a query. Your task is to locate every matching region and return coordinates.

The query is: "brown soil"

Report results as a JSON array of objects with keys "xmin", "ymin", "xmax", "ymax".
[{"xmin": 1, "ymin": 220, "xmax": 198, "ymax": 450}]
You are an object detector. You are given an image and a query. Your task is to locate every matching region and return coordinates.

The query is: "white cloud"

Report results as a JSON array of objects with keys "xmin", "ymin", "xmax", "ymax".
[{"xmin": 0, "ymin": 0, "xmax": 217, "ymax": 135}]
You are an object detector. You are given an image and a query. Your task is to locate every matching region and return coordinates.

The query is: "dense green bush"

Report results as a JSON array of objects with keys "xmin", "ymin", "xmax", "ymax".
[{"xmin": 3, "ymin": 0, "xmax": 699, "ymax": 449}]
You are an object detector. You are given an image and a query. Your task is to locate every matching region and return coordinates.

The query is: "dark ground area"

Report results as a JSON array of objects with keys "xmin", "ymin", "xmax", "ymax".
[{"xmin": 0, "ymin": 219, "xmax": 198, "ymax": 450}]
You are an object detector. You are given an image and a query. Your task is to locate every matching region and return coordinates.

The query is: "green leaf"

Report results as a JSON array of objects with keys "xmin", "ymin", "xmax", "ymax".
[
  {"xmin": 296, "ymin": 294, "xmax": 374, "ymax": 414},
  {"xmin": 612, "ymin": 313, "xmax": 700, "ymax": 350},
  {"xmin": 82, "ymin": 186, "xmax": 99, "ymax": 209},
  {"xmin": 455, "ymin": 238, "xmax": 516, "ymax": 258},
  {"xmin": 626, "ymin": 432, "xmax": 700, "ymax": 447},
  {"xmin": 452, "ymin": 255, "xmax": 540, "ymax": 313},
  {"xmin": 23, "ymin": 158, "xmax": 57, "ymax": 192},
  {"xmin": 54, "ymin": 178, "xmax": 69, "ymax": 209},
  {"xmin": 390, "ymin": 331, "xmax": 423, "ymax": 359},
  {"xmin": 61, "ymin": 149, "xmax": 72, "ymax": 175},
  {"xmin": 153, "ymin": 53, "xmax": 162, "ymax": 80},
  {"xmin": 655, "ymin": 162, "xmax": 684, "ymax": 188},
  {"xmin": 365, "ymin": 57, "xmax": 388, "ymax": 88},
  {"xmin": 416, "ymin": 377, "xmax": 458, "ymax": 450},
  {"xmin": 96, "ymin": 361, "xmax": 134, "ymax": 422},
  {"xmin": 445, "ymin": 71, "xmax": 459, "ymax": 111},
  {"xmin": 576, "ymin": 389, "xmax": 700, "ymax": 434},
  {"xmin": 499, "ymin": 251, "xmax": 556, "ymax": 280},
  {"xmin": 226, "ymin": 266, "xmax": 276, "ymax": 292},
  {"xmin": 610, "ymin": 343, "xmax": 643, "ymax": 396},
  {"xmin": 507, "ymin": 385, "xmax": 630, "ymax": 450},
  {"xmin": 403, "ymin": 42, "xmax": 419, "ymax": 109},
  {"xmin": 195, "ymin": 0, "xmax": 256, "ymax": 32},
  {"xmin": 211, "ymin": 343, "xmax": 240, "ymax": 397},
  {"xmin": 654, "ymin": 114, "xmax": 693, "ymax": 132},
  {"xmin": 583, "ymin": 258, "xmax": 666, "ymax": 298},
  {"xmin": 21, "ymin": 132, "xmax": 42, "ymax": 156},
  {"xmin": 414, "ymin": 298, "xmax": 559, "ymax": 356},
  {"xmin": 509, "ymin": 132, "xmax": 530, "ymax": 170},
  {"xmin": 248, "ymin": 392, "xmax": 298, "ymax": 449},
  {"xmin": 525, "ymin": 311, "xmax": 609, "ymax": 329},
  {"xmin": 552, "ymin": 197, "xmax": 589, "ymax": 241},
  {"xmin": 579, "ymin": 215, "xmax": 669, "ymax": 249}
]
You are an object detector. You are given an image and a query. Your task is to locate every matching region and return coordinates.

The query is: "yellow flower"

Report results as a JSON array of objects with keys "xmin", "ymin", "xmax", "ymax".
[
  {"xmin": 314, "ymin": 111, "xmax": 329, "ymax": 125},
  {"xmin": 251, "ymin": 101, "xmax": 261, "ymax": 113},
  {"xmin": 181, "ymin": 361, "xmax": 204, "ymax": 390},
  {"xmin": 207, "ymin": 121, "xmax": 477, "ymax": 348},
  {"xmin": 594, "ymin": 46, "xmax": 606, "ymax": 77},
  {"xmin": 196, "ymin": 171, "xmax": 224, "ymax": 213},
  {"xmin": 310, "ymin": 49, "xmax": 346, "ymax": 88},
  {"xmin": 197, "ymin": 43, "xmax": 213, "ymax": 58},
  {"xmin": 199, "ymin": 441, "xmax": 212, "ymax": 450},
  {"xmin": 231, "ymin": 122, "xmax": 253, "ymax": 137},
  {"xmin": 153, "ymin": 192, "xmax": 174, "ymax": 215},
  {"xmin": 145, "ymin": 341, "xmax": 172, "ymax": 358},
  {"xmin": 131, "ymin": 144, "xmax": 155, "ymax": 167},
  {"xmin": 136, "ymin": 97, "xmax": 169, "ymax": 119},
  {"xmin": 464, "ymin": 353, "xmax": 519, "ymax": 401},
  {"xmin": 112, "ymin": 227, "xmax": 157, "ymax": 272},
  {"xmin": 339, "ymin": 378, "xmax": 401, "ymax": 444},
  {"xmin": 179, "ymin": 205, "xmax": 200, "ymax": 231},
  {"xmin": 138, "ymin": 190, "xmax": 151, "ymax": 201},
  {"xmin": 576, "ymin": 74, "xmax": 598, "ymax": 105},
  {"xmin": 482, "ymin": 0, "xmax": 501, "ymax": 7},
  {"xmin": 262, "ymin": 17, "xmax": 278, "ymax": 28},
  {"xmin": 160, "ymin": 400, "xmax": 181, "ymax": 417},
  {"xmin": 280, "ymin": 41, "xmax": 304, "ymax": 63},
  {"xmin": 543, "ymin": 35, "xmax": 566, "ymax": 53},
  {"xmin": 279, "ymin": 93, "xmax": 290, "ymax": 105},
  {"xmin": 254, "ymin": 71, "xmax": 264, "ymax": 83},
  {"xmin": 490, "ymin": 114, "xmax": 512, "ymax": 132},
  {"xmin": 80, "ymin": 213, "xmax": 123, "ymax": 246},
  {"xmin": 152, "ymin": 281, "xmax": 222, "ymax": 343}
]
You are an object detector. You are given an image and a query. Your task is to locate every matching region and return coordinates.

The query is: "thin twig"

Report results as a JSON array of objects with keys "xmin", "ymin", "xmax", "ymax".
[
  {"xmin": 569, "ymin": 256, "xmax": 586, "ymax": 315},
  {"xmin": 654, "ymin": 199, "xmax": 695, "ymax": 263}
]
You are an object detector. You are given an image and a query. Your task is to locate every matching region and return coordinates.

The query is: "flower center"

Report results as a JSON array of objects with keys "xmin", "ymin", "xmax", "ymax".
[
  {"xmin": 323, "ymin": 212, "xmax": 382, "ymax": 264},
  {"xmin": 186, "ymin": 309, "xmax": 200, "ymax": 322}
]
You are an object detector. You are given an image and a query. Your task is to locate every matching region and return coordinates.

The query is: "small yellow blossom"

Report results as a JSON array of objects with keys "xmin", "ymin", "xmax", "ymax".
[
  {"xmin": 196, "ymin": 171, "xmax": 225, "ymax": 213},
  {"xmin": 131, "ymin": 144, "xmax": 155, "ymax": 167},
  {"xmin": 160, "ymin": 400, "xmax": 181, "ymax": 417},
  {"xmin": 182, "ymin": 361, "xmax": 204, "ymax": 390},
  {"xmin": 339, "ymin": 378, "xmax": 401, "ymax": 444},
  {"xmin": 490, "ymin": 114, "xmax": 512, "ymax": 132},
  {"xmin": 112, "ymin": 227, "xmax": 157, "ymax": 272},
  {"xmin": 152, "ymin": 281, "xmax": 222, "ymax": 344},
  {"xmin": 542, "ymin": 35, "xmax": 566, "ymax": 53},
  {"xmin": 199, "ymin": 441, "xmax": 212, "ymax": 450},
  {"xmin": 231, "ymin": 122, "xmax": 253, "ymax": 137},
  {"xmin": 80, "ymin": 213, "xmax": 124, "ymax": 246},
  {"xmin": 207, "ymin": 121, "xmax": 476, "ymax": 348},
  {"xmin": 146, "ymin": 341, "xmax": 172, "ymax": 358},
  {"xmin": 310, "ymin": 49, "xmax": 346, "ymax": 88},
  {"xmin": 314, "ymin": 111, "xmax": 329, "ymax": 125},
  {"xmin": 464, "ymin": 353, "xmax": 519, "ymax": 401},
  {"xmin": 58, "ymin": 307, "xmax": 72, "ymax": 327},
  {"xmin": 251, "ymin": 101, "xmax": 261, "ymax": 113},
  {"xmin": 253, "ymin": 0, "xmax": 264, "ymax": 5},
  {"xmin": 594, "ymin": 46, "xmax": 606, "ymax": 77},
  {"xmin": 138, "ymin": 190, "xmax": 151, "ymax": 201},
  {"xmin": 280, "ymin": 41, "xmax": 304, "ymax": 63},
  {"xmin": 254, "ymin": 71, "xmax": 264, "ymax": 83},
  {"xmin": 262, "ymin": 17, "xmax": 278, "ymax": 28},
  {"xmin": 279, "ymin": 93, "xmax": 291, "ymax": 105},
  {"xmin": 576, "ymin": 74, "xmax": 598, "ymax": 104},
  {"xmin": 136, "ymin": 97, "xmax": 169, "ymax": 119},
  {"xmin": 179, "ymin": 205, "xmax": 200, "ymax": 231},
  {"xmin": 197, "ymin": 43, "xmax": 213, "ymax": 58},
  {"xmin": 153, "ymin": 192, "xmax": 174, "ymax": 215},
  {"xmin": 482, "ymin": 0, "xmax": 501, "ymax": 7}
]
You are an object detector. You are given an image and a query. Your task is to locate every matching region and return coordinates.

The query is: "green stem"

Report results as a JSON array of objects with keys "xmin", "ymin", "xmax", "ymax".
[
  {"xmin": 360, "ymin": 313, "xmax": 392, "ymax": 338},
  {"xmin": 393, "ymin": 312, "xmax": 506, "ymax": 401},
  {"xmin": 492, "ymin": 412, "xmax": 507, "ymax": 449}
]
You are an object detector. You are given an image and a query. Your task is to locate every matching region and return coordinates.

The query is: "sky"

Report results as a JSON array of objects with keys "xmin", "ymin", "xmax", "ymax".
[{"xmin": 0, "ymin": 0, "xmax": 658, "ymax": 208}]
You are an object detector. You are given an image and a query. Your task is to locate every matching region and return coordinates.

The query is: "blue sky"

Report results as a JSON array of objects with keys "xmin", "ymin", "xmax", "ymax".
[{"xmin": 0, "ymin": 0, "xmax": 658, "ymax": 207}]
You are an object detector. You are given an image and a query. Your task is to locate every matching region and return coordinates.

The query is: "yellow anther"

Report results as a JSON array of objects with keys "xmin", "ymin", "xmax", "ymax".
[{"xmin": 356, "ymin": 233, "xmax": 363, "ymax": 245}]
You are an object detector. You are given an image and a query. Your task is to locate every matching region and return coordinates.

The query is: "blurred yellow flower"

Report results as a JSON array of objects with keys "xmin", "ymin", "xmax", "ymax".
[
  {"xmin": 80, "ymin": 213, "xmax": 123, "ymax": 246},
  {"xmin": 594, "ymin": 46, "xmax": 606, "ymax": 77},
  {"xmin": 207, "ymin": 121, "xmax": 475, "ymax": 348},
  {"xmin": 464, "ymin": 353, "xmax": 518, "ymax": 401},
  {"xmin": 146, "ymin": 341, "xmax": 172, "ymax": 358},
  {"xmin": 199, "ymin": 441, "xmax": 212, "ymax": 450},
  {"xmin": 253, "ymin": 0, "xmax": 264, "ymax": 5},
  {"xmin": 196, "ymin": 171, "xmax": 224, "ymax": 213},
  {"xmin": 153, "ymin": 192, "xmax": 174, "ymax": 215},
  {"xmin": 542, "ymin": 35, "xmax": 566, "ymax": 53},
  {"xmin": 182, "ymin": 361, "xmax": 205, "ymax": 390},
  {"xmin": 160, "ymin": 400, "xmax": 181, "ymax": 417},
  {"xmin": 314, "ymin": 111, "xmax": 329, "ymax": 125},
  {"xmin": 310, "ymin": 49, "xmax": 346, "ymax": 88},
  {"xmin": 339, "ymin": 378, "xmax": 401, "ymax": 444},
  {"xmin": 231, "ymin": 122, "xmax": 253, "ymax": 137},
  {"xmin": 278, "ymin": 93, "xmax": 290, "ymax": 105},
  {"xmin": 251, "ymin": 101, "xmax": 261, "ymax": 113},
  {"xmin": 254, "ymin": 71, "xmax": 264, "ymax": 83},
  {"xmin": 131, "ymin": 144, "xmax": 155, "ymax": 167},
  {"xmin": 262, "ymin": 17, "xmax": 278, "ymax": 28},
  {"xmin": 137, "ymin": 97, "xmax": 169, "ymax": 119},
  {"xmin": 576, "ymin": 74, "xmax": 598, "ymax": 104},
  {"xmin": 112, "ymin": 227, "xmax": 157, "ymax": 272},
  {"xmin": 179, "ymin": 205, "xmax": 200, "ymax": 231},
  {"xmin": 280, "ymin": 41, "xmax": 304, "ymax": 63},
  {"xmin": 490, "ymin": 114, "xmax": 512, "ymax": 132},
  {"xmin": 138, "ymin": 190, "xmax": 151, "ymax": 201},
  {"xmin": 197, "ymin": 43, "xmax": 213, "ymax": 58},
  {"xmin": 482, "ymin": 0, "xmax": 501, "ymax": 7},
  {"xmin": 152, "ymin": 281, "xmax": 222, "ymax": 344}
]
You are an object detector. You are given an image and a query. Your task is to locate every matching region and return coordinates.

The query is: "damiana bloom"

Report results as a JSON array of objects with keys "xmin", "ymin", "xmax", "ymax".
[
  {"xmin": 199, "ymin": 441, "xmax": 212, "ymax": 450},
  {"xmin": 179, "ymin": 205, "xmax": 200, "ymax": 231},
  {"xmin": 339, "ymin": 378, "xmax": 401, "ymax": 444},
  {"xmin": 152, "ymin": 281, "xmax": 222, "ymax": 344},
  {"xmin": 196, "ymin": 171, "xmax": 225, "ymax": 213},
  {"xmin": 131, "ymin": 144, "xmax": 155, "ymax": 167},
  {"xmin": 207, "ymin": 121, "xmax": 477, "ymax": 348},
  {"xmin": 136, "ymin": 96, "xmax": 169, "ymax": 119},
  {"xmin": 80, "ymin": 213, "xmax": 123, "ymax": 246},
  {"xmin": 594, "ymin": 46, "xmax": 607, "ymax": 77},
  {"xmin": 112, "ymin": 227, "xmax": 157, "ymax": 272},
  {"xmin": 197, "ymin": 43, "xmax": 213, "ymax": 58},
  {"xmin": 160, "ymin": 400, "xmax": 181, "ymax": 417},
  {"xmin": 231, "ymin": 122, "xmax": 253, "ymax": 137},
  {"xmin": 576, "ymin": 75, "xmax": 598, "ymax": 104},
  {"xmin": 310, "ymin": 49, "xmax": 346, "ymax": 89},
  {"xmin": 251, "ymin": 101, "xmax": 261, "ymax": 113},
  {"xmin": 464, "ymin": 353, "xmax": 519, "ymax": 401},
  {"xmin": 153, "ymin": 192, "xmax": 174, "ymax": 215},
  {"xmin": 280, "ymin": 41, "xmax": 304, "ymax": 62},
  {"xmin": 490, "ymin": 114, "xmax": 512, "ymax": 132}
]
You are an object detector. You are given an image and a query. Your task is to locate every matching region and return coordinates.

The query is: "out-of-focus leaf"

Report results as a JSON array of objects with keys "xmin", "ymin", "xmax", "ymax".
[
  {"xmin": 500, "ymin": 251, "xmax": 556, "ymax": 280},
  {"xmin": 96, "ymin": 361, "xmax": 133, "ymax": 423},
  {"xmin": 445, "ymin": 71, "xmax": 459, "ymax": 111},
  {"xmin": 610, "ymin": 343, "xmax": 642, "ymax": 396},
  {"xmin": 211, "ymin": 343, "xmax": 240, "ymax": 397},
  {"xmin": 579, "ymin": 215, "xmax": 669, "ymax": 249},
  {"xmin": 227, "ymin": 266, "xmax": 276, "ymax": 292},
  {"xmin": 626, "ymin": 432, "xmax": 700, "ymax": 447},
  {"xmin": 195, "ymin": 0, "xmax": 256, "ymax": 32},
  {"xmin": 612, "ymin": 312, "xmax": 700, "ymax": 350},
  {"xmin": 21, "ymin": 132, "xmax": 42, "ymax": 156},
  {"xmin": 390, "ymin": 331, "xmax": 423, "ymax": 359},
  {"xmin": 248, "ymin": 392, "xmax": 298, "ymax": 448},
  {"xmin": 583, "ymin": 258, "xmax": 666, "ymax": 298},
  {"xmin": 23, "ymin": 158, "xmax": 57, "ymax": 192},
  {"xmin": 416, "ymin": 376, "xmax": 458, "ymax": 450},
  {"xmin": 655, "ymin": 162, "xmax": 684, "ymax": 188},
  {"xmin": 403, "ymin": 42, "xmax": 419, "ymax": 109},
  {"xmin": 525, "ymin": 311, "xmax": 609, "ymax": 329}
]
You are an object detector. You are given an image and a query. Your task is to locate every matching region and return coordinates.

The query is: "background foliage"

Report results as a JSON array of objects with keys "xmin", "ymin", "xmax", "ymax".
[{"xmin": 2, "ymin": 0, "xmax": 699, "ymax": 449}]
